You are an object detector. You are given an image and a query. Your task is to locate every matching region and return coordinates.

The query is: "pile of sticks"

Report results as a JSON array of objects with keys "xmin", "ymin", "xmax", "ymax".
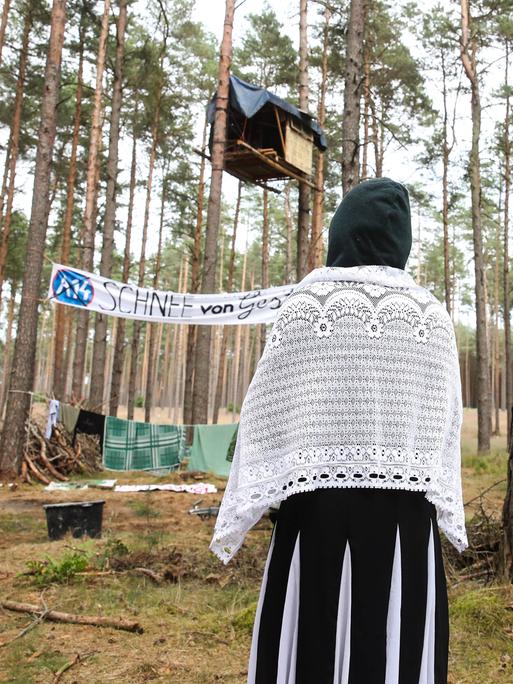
[
  {"xmin": 443, "ymin": 501, "xmax": 502, "ymax": 586},
  {"xmin": 20, "ymin": 422, "xmax": 101, "ymax": 485}
]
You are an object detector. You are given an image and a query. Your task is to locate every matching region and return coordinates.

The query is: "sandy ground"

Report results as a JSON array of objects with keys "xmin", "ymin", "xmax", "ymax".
[{"xmin": 0, "ymin": 409, "xmax": 512, "ymax": 682}]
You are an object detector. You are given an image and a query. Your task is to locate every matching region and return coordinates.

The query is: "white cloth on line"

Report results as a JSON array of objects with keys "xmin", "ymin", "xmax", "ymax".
[{"xmin": 45, "ymin": 399, "xmax": 60, "ymax": 438}]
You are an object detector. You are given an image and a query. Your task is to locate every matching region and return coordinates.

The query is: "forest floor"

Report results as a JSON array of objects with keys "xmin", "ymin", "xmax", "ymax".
[{"xmin": 0, "ymin": 409, "xmax": 512, "ymax": 683}]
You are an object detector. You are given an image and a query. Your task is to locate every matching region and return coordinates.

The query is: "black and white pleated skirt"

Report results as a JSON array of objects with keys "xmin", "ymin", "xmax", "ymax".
[{"xmin": 247, "ymin": 488, "xmax": 449, "ymax": 684}]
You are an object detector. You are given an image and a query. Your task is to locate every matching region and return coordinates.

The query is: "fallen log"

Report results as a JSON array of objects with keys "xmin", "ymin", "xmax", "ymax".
[{"xmin": 1, "ymin": 599, "xmax": 143, "ymax": 634}]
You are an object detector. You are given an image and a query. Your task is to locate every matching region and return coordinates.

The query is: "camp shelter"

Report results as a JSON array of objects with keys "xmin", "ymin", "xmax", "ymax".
[{"xmin": 207, "ymin": 75, "xmax": 327, "ymax": 189}]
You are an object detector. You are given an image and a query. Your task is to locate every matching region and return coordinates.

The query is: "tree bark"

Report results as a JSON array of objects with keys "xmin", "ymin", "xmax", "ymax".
[
  {"xmin": 493, "ymin": 198, "xmax": 501, "ymax": 435},
  {"xmin": 0, "ymin": 281, "xmax": 16, "ymax": 418},
  {"xmin": 109, "ymin": 111, "xmax": 138, "ymax": 416},
  {"xmin": 502, "ymin": 403, "xmax": 513, "ymax": 580},
  {"xmin": 297, "ymin": 0, "xmax": 310, "ymax": 279},
  {"xmin": 72, "ymin": 0, "xmax": 111, "ymax": 401},
  {"xmin": 342, "ymin": 0, "xmax": 365, "ymax": 194},
  {"xmin": 260, "ymin": 188, "xmax": 269, "ymax": 355},
  {"xmin": 89, "ymin": 0, "xmax": 127, "ymax": 408},
  {"xmin": 361, "ymin": 40, "xmax": 370, "ymax": 178},
  {"xmin": 441, "ymin": 50, "xmax": 452, "ymax": 317},
  {"xmin": 504, "ymin": 40, "xmax": 512, "ymax": 444},
  {"xmin": 284, "ymin": 184, "xmax": 294, "ymax": 283},
  {"xmin": 127, "ymin": 73, "xmax": 163, "ymax": 420},
  {"xmin": 144, "ymin": 159, "xmax": 169, "ymax": 422},
  {"xmin": 0, "ymin": 3, "xmax": 33, "ymax": 298},
  {"xmin": 53, "ymin": 7, "xmax": 85, "ymax": 399},
  {"xmin": 213, "ymin": 180, "xmax": 241, "ymax": 424},
  {"xmin": 460, "ymin": 0, "xmax": 490, "ymax": 453},
  {"xmin": 501, "ymin": 39, "xmax": 513, "ymax": 582},
  {"xmin": 0, "ymin": 0, "xmax": 11, "ymax": 68},
  {"xmin": 191, "ymin": 0, "xmax": 235, "ymax": 426},
  {"xmin": 0, "ymin": 0, "xmax": 67, "ymax": 474},
  {"xmin": 183, "ymin": 117, "xmax": 208, "ymax": 430},
  {"xmin": 309, "ymin": 4, "xmax": 330, "ymax": 271}
]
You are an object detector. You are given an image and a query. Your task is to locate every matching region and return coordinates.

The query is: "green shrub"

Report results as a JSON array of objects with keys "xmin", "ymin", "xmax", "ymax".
[
  {"xmin": 128, "ymin": 500, "xmax": 160, "ymax": 518},
  {"xmin": 24, "ymin": 552, "xmax": 89, "ymax": 586},
  {"xmin": 232, "ymin": 603, "xmax": 257, "ymax": 635}
]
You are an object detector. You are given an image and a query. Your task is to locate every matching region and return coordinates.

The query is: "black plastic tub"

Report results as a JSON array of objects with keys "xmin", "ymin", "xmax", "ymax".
[{"xmin": 43, "ymin": 500, "xmax": 105, "ymax": 540}]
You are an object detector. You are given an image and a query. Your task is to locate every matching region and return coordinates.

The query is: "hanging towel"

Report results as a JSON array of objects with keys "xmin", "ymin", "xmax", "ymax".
[
  {"xmin": 188, "ymin": 423, "xmax": 239, "ymax": 477},
  {"xmin": 73, "ymin": 409, "xmax": 106, "ymax": 449},
  {"xmin": 103, "ymin": 416, "xmax": 184, "ymax": 471},
  {"xmin": 45, "ymin": 399, "xmax": 60, "ymax": 438},
  {"xmin": 59, "ymin": 403, "xmax": 80, "ymax": 434}
]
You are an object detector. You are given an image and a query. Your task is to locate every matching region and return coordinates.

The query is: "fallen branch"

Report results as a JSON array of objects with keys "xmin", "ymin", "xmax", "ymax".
[
  {"xmin": 24, "ymin": 455, "xmax": 50, "ymax": 485},
  {"xmin": 0, "ymin": 608, "xmax": 51, "ymax": 648},
  {"xmin": 464, "ymin": 479, "xmax": 507, "ymax": 507},
  {"xmin": 52, "ymin": 651, "xmax": 96, "ymax": 683},
  {"xmin": 35, "ymin": 436, "xmax": 68, "ymax": 482},
  {"xmin": 133, "ymin": 567, "xmax": 163, "ymax": 583},
  {"xmin": 1, "ymin": 599, "xmax": 143, "ymax": 634}
]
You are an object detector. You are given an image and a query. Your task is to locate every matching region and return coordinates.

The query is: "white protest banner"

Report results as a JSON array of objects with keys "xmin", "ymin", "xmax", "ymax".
[{"xmin": 47, "ymin": 263, "xmax": 297, "ymax": 325}]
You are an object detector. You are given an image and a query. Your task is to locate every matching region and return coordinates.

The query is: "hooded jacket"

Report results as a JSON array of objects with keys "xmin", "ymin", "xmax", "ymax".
[{"xmin": 326, "ymin": 177, "xmax": 412, "ymax": 270}]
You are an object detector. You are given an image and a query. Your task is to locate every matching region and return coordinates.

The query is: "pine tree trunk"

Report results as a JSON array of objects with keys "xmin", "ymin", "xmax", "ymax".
[
  {"xmin": 72, "ymin": 0, "xmax": 111, "ymax": 400},
  {"xmin": 284, "ymin": 184, "xmax": 294, "ymax": 283},
  {"xmin": 144, "ymin": 159, "xmax": 169, "ymax": 422},
  {"xmin": 361, "ymin": 41, "xmax": 370, "ymax": 178},
  {"xmin": 493, "ymin": 203, "xmax": 501, "ymax": 435},
  {"xmin": 502, "ymin": 418, "xmax": 513, "ymax": 580},
  {"xmin": 110, "ymin": 114, "xmax": 138, "ymax": 416},
  {"xmin": 297, "ymin": 0, "xmax": 310, "ymax": 280},
  {"xmin": 213, "ymin": 180, "xmax": 241, "ymax": 424},
  {"xmin": 501, "ymin": 39, "xmax": 513, "ymax": 582},
  {"xmin": 53, "ymin": 9, "xmax": 85, "ymax": 399},
  {"xmin": 0, "ymin": 135, "xmax": 13, "ymax": 287},
  {"xmin": 342, "ymin": 0, "xmax": 365, "ymax": 194},
  {"xmin": 0, "ymin": 4, "xmax": 33, "ymax": 298},
  {"xmin": 0, "ymin": 281, "xmax": 16, "ymax": 418},
  {"xmin": 0, "ymin": 0, "xmax": 67, "ymax": 474},
  {"xmin": 260, "ymin": 188, "xmax": 269, "ymax": 355},
  {"xmin": 370, "ymin": 97, "xmax": 380, "ymax": 176},
  {"xmin": 460, "ymin": 0, "xmax": 491, "ymax": 453},
  {"xmin": 127, "ymin": 76, "xmax": 162, "ymax": 420},
  {"xmin": 183, "ymin": 118, "xmax": 208, "ymax": 430},
  {"xmin": 441, "ymin": 51, "xmax": 452, "ymax": 317},
  {"xmin": 90, "ymin": 0, "xmax": 127, "ymax": 408},
  {"xmin": 191, "ymin": 0, "xmax": 235, "ymax": 426},
  {"xmin": 0, "ymin": 0, "xmax": 11, "ymax": 67},
  {"xmin": 503, "ymin": 40, "xmax": 512, "ymax": 443},
  {"xmin": 309, "ymin": 4, "xmax": 330, "ymax": 271}
]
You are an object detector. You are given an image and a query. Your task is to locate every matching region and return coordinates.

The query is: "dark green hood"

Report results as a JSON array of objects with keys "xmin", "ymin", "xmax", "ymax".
[{"xmin": 325, "ymin": 177, "xmax": 412, "ymax": 269}]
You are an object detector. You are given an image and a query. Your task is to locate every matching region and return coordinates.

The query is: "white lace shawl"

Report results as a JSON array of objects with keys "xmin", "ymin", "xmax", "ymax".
[{"xmin": 210, "ymin": 265, "xmax": 468, "ymax": 564}]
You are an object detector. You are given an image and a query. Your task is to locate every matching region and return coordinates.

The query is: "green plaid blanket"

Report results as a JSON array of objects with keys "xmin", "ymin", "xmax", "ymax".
[{"xmin": 103, "ymin": 417, "xmax": 184, "ymax": 471}]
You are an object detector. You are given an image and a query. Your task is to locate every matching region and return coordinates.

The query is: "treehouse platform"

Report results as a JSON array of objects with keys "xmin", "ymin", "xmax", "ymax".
[{"xmin": 207, "ymin": 75, "xmax": 327, "ymax": 189}]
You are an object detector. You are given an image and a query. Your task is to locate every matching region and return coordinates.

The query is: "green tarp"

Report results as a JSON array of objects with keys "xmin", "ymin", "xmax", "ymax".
[
  {"xmin": 188, "ymin": 424, "xmax": 239, "ymax": 477},
  {"xmin": 103, "ymin": 417, "xmax": 184, "ymax": 471}
]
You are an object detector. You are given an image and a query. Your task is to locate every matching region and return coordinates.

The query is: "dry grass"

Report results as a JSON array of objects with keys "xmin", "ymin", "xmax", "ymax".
[{"xmin": 0, "ymin": 410, "xmax": 512, "ymax": 682}]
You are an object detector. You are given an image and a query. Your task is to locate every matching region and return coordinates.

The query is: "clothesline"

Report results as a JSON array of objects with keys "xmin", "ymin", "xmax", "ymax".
[{"xmin": 45, "ymin": 399, "xmax": 239, "ymax": 477}]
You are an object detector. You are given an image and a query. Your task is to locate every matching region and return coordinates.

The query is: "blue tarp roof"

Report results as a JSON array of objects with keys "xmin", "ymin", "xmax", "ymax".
[{"xmin": 208, "ymin": 74, "xmax": 328, "ymax": 152}]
